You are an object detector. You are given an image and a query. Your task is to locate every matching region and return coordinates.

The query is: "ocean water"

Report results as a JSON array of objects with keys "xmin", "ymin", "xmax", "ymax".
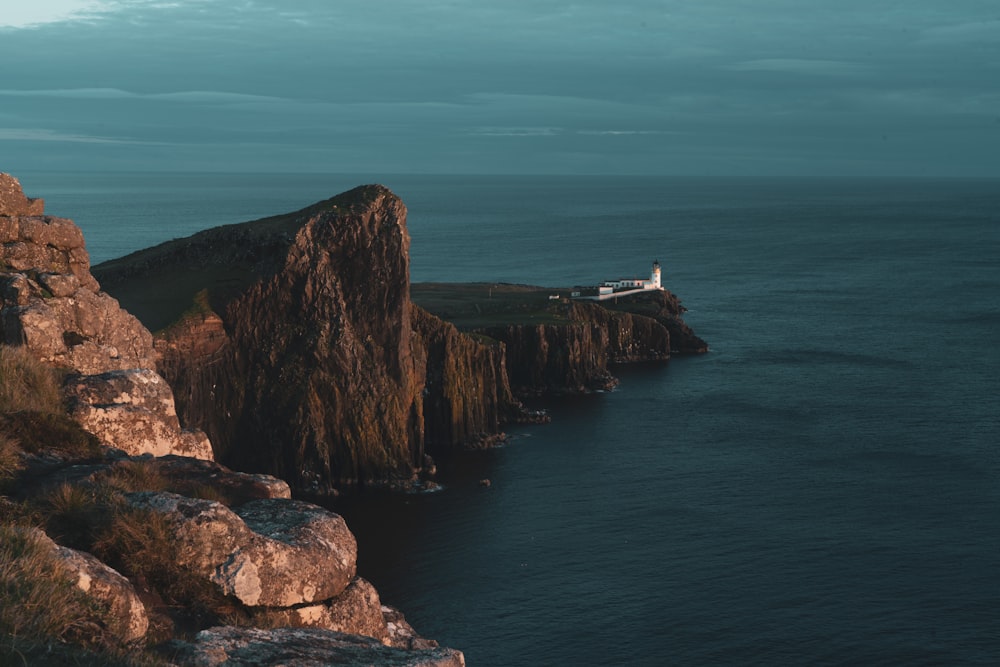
[{"xmin": 19, "ymin": 172, "xmax": 1000, "ymax": 665}]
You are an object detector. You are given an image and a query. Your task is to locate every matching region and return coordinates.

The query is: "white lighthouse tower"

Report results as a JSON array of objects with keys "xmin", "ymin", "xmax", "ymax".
[{"xmin": 650, "ymin": 260, "xmax": 662, "ymax": 289}]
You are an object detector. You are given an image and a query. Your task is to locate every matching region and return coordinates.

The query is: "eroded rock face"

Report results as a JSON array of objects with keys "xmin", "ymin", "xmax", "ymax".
[
  {"xmin": 253, "ymin": 577, "xmax": 388, "ymax": 642},
  {"xmin": 0, "ymin": 174, "xmax": 212, "ymax": 460},
  {"xmin": 0, "ymin": 173, "xmax": 45, "ymax": 217},
  {"xmin": 412, "ymin": 306, "xmax": 522, "ymax": 449},
  {"xmin": 99, "ymin": 186, "xmax": 527, "ymax": 490},
  {"xmin": 123, "ymin": 492, "xmax": 357, "ymax": 607},
  {"xmin": 164, "ymin": 626, "xmax": 466, "ymax": 667}
]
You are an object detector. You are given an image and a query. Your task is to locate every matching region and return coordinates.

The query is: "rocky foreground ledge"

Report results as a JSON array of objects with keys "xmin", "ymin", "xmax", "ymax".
[{"xmin": 0, "ymin": 172, "xmax": 463, "ymax": 665}]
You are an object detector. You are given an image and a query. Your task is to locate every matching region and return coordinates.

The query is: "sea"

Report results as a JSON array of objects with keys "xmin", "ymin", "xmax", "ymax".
[{"xmin": 18, "ymin": 171, "xmax": 1000, "ymax": 666}]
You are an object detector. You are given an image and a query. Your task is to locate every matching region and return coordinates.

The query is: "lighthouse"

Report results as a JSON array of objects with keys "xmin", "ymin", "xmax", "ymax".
[{"xmin": 650, "ymin": 260, "xmax": 662, "ymax": 289}]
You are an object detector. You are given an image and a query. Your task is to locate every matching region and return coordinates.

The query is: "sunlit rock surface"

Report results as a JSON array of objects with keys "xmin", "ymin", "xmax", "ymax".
[{"xmin": 0, "ymin": 172, "xmax": 212, "ymax": 460}]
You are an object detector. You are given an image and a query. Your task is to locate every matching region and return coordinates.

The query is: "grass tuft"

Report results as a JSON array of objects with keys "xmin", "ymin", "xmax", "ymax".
[
  {"xmin": 93, "ymin": 507, "xmax": 244, "ymax": 628},
  {"xmin": 0, "ymin": 411, "xmax": 103, "ymax": 459},
  {"xmin": 0, "ymin": 526, "xmax": 103, "ymax": 646},
  {"xmin": 0, "ymin": 431, "xmax": 22, "ymax": 483},
  {"xmin": 0, "ymin": 345, "xmax": 62, "ymax": 414}
]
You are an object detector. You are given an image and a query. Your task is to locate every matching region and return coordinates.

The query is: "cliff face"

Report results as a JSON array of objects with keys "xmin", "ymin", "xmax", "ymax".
[
  {"xmin": 473, "ymin": 301, "xmax": 682, "ymax": 395},
  {"xmin": 145, "ymin": 187, "xmax": 422, "ymax": 490},
  {"xmin": 98, "ymin": 186, "xmax": 520, "ymax": 492},
  {"xmin": 96, "ymin": 184, "xmax": 705, "ymax": 491},
  {"xmin": 411, "ymin": 306, "xmax": 521, "ymax": 448}
]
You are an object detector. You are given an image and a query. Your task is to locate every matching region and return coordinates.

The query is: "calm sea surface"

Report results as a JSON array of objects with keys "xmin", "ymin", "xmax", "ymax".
[{"xmin": 20, "ymin": 172, "xmax": 1000, "ymax": 665}]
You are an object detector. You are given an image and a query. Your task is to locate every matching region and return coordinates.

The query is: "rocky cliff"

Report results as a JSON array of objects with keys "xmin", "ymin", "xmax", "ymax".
[
  {"xmin": 0, "ymin": 173, "xmax": 463, "ymax": 666},
  {"xmin": 0, "ymin": 173, "xmax": 211, "ymax": 459},
  {"xmin": 472, "ymin": 301, "xmax": 672, "ymax": 395},
  {"xmin": 96, "ymin": 185, "xmax": 527, "ymax": 492},
  {"xmin": 412, "ymin": 285, "xmax": 708, "ymax": 396},
  {"xmin": 95, "ymin": 185, "xmax": 706, "ymax": 490}
]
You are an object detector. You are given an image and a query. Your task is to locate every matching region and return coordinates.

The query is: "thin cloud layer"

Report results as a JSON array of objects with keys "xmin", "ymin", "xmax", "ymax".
[{"xmin": 1, "ymin": 0, "xmax": 997, "ymax": 175}]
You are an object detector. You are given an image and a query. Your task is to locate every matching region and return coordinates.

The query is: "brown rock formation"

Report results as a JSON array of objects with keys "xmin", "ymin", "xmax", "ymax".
[
  {"xmin": 164, "ymin": 626, "xmax": 465, "ymax": 667},
  {"xmin": 97, "ymin": 185, "xmax": 523, "ymax": 491},
  {"xmin": 472, "ymin": 299, "xmax": 684, "ymax": 395},
  {"xmin": 0, "ymin": 176, "xmax": 462, "ymax": 663},
  {"xmin": 66, "ymin": 369, "xmax": 212, "ymax": 459},
  {"xmin": 0, "ymin": 173, "xmax": 45, "ymax": 216},
  {"xmin": 122, "ymin": 493, "xmax": 357, "ymax": 608},
  {"xmin": 0, "ymin": 174, "xmax": 211, "ymax": 460},
  {"xmin": 411, "ymin": 305, "xmax": 521, "ymax": 448},
  {"xmin": 604, "ymin": 288, "xmax": 709, "ymax": 355},
  {"xmin": 93, "ymin": 183, "xmax": 705, "ymax": 490},
  {"xmin": 252, "ymin": 577, "xmax": 389, "ymax": 642}
]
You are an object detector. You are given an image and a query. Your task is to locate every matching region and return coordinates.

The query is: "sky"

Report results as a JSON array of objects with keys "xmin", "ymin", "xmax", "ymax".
[{"xmin": 1, "ymin": 0, "xmax": 998, "ymax": 176}]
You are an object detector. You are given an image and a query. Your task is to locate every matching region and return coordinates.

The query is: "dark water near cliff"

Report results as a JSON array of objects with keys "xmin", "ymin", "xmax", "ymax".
[{"xmin": 22, "ymin": 172, "xmax": 1000, "ymax": 665}]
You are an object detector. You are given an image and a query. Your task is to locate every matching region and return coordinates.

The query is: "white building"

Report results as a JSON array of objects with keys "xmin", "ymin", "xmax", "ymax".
[
  {"xmin": 600, "ymin": 260, "xmax": 663, "ymax": 291},
  {"xmin": 573, "ymin": 260, "xmax": 664, "ymax": 301}
]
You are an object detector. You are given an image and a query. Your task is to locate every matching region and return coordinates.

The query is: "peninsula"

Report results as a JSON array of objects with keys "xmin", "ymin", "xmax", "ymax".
[{"xmin": 0, "ymin": 175, "xmax": 704, "ymax": 664}]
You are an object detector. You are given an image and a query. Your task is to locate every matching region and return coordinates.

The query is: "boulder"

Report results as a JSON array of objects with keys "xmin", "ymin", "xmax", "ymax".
[
  {"xmin": 252, "ymin": 577, "xmax": 388, "ymax": 642},
  {"xmin": 223, "ymin": 498, "xmax": 358, "ymax": 607},
  {"xmin": 66, "ymin": 369, "xmax": 213, "ymax": 459},
  {"xmin": 163, "ymin": 626, "xmax": 466, "ymax": 667},
  {"xmin": 1, "ymin": 280, "xmax": 156, "ymax": 373},
  {"xmin": 123, "ymin": 493, "xmax": 357, "ymax": 607}
]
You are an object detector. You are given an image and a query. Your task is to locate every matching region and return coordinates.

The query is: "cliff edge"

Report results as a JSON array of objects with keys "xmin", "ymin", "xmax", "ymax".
[
  {"xmin": 0, "ymin": 173, "xmax": 464, "ymax": 667},
  {"xmin": 95, "ymin": 185, "xmax": 525, "ymax": 492}
]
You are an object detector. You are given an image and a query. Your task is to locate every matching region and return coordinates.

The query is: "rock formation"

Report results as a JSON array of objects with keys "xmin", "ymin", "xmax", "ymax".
[
  {"xmin": 164, "ymin": 626, "xmax": 465, "ymax": 667},
  {"xmin": 0, "ymin": 172, "xmax": 45, "ymax": 216},
  {"xmin": 0, "ymin": 173, "xmax": 211, "ymax": 459},
  {"xmin": 96, "ymin": 185, "xmax": 526, "ymax": 491},
  {"xmin": 411, "ymin": 305, "xmax": 522, "ymax": 448},
  {"xmin": 473, "ymin": 296, "xmax": 705, "ymax": 395},
  {"xmin": 1, "ymin": 174, "xmax": 463, "ymax": 665},
  {"xmin": 93, "ymin": 183, "xmax": 706, "ymax": 491},
  {"xmin": 4, "ymin": 452, "xmax": 462, "ymax": 664}
]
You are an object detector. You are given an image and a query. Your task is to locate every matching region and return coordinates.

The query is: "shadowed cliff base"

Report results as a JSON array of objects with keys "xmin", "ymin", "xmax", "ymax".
[{"xmin": 94, "ymin": 185, "xmax": 705, "ymax": 492}]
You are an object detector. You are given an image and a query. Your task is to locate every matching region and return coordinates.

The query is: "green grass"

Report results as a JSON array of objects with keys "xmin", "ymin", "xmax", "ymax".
[{"xmin": 411, "ymin": 282, "xmax": 577, "ymax": 328}]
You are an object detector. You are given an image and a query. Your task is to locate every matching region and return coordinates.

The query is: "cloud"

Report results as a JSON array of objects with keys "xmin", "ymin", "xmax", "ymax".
[
  {"xmin": 727, "ymin": 59, "xmax": 862, "ymax": 76},
  {"xmin": 576, "ymin": 130, "xmax": 681, "ymax": 136},
  {"xmin": 469, "ymin": 127, "xmax": 561, "ymax": 137},
  {"xmin": 0, "ymin": 87, "xmax": 294, "ymax": 105},
  {"xmin": 0, "ymin": 0, "xmax": 109, "ymax": 29},
  {"xmin": 0, "ymin": 127, "xmax": 151, "ymax": 144},
  {"xmin": 920, "ymin": 20, "xmax": 1000, "ymax": 44},
  {"xmin": 0, "ymin": 88, "xmax": 134, "ymax": 99}
]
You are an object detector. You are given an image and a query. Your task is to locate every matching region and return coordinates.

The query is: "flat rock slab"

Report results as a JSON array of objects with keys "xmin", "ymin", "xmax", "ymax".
[{"xmin": 164, "ymin": 626, "xmax": 465, "ymax": 667}]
